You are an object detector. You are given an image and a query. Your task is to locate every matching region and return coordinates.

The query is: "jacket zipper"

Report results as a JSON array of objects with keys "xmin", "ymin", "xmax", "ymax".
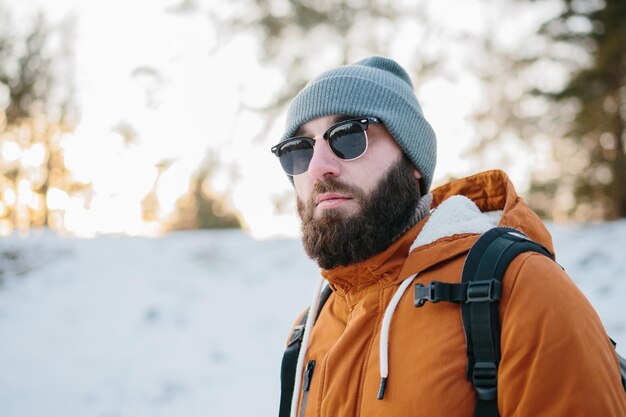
[{"xmin": 299, "ymin": 360, "xmax": 316, "ymax": 417}]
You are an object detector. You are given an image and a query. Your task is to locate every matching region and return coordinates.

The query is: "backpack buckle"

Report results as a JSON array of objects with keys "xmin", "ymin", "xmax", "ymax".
[
  {"xmin": 414, "ymin": 281, "xmax": 448, "ymax": 307},
  {"xmin": 472, "ymin": 361, "xmax": 498, "ymax": 401},
  {"xmin": 287, "ymin": 324, "xmax": 305, "ymax": 347},
  {"xmin": 466, "ymin": 280, "xmax": 502, "ymax": 303}
]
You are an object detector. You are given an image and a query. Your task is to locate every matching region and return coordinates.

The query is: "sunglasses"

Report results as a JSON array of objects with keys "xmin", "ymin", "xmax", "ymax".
[{"xmin": 271, "ymin": 117, "xmax": 382, "ymax": 176}]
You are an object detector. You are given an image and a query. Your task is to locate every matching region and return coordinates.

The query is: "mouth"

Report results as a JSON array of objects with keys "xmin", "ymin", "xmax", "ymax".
[{"xmin": 315, "ymin": 193, "xmax": 353, "ymax": 209}]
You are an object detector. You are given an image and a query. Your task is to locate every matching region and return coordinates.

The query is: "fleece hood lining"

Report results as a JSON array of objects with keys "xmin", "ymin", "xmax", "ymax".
[{"xmin": 410, "ymin": 195, "xmax": 502, "ymax": 251}]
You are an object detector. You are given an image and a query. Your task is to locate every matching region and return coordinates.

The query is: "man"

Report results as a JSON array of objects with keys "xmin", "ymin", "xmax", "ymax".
[{"xmin": 271, "ymin": 56, "xmax": 626, "ymax": 417}]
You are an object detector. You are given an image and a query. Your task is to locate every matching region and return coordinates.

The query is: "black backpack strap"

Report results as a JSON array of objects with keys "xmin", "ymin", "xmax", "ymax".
[
  {"xmin": 414, "ymin": 227, "xmax": 553, "ymax": 417},
  {"xmin": 461, "ymin": 227, "xmax": 552, "ymax": 417},
  {"xmin": 278, "ymin": 284, "xmax": 332, "ymax": 417}
]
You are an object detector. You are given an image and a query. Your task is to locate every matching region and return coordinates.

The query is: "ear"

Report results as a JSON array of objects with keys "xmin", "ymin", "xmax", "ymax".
[{"xmin": 413, "ymin": 168, "xmax": 422, "ymax": 180}]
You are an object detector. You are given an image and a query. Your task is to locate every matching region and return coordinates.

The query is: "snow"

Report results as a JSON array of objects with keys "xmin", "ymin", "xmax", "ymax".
[{"xmin": 0, "ymin": 222, "xmax": 625, "ymax": 417}]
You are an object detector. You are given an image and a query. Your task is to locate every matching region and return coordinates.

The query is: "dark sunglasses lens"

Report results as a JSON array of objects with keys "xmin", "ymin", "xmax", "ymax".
[
  {"xmin": 277, "ymin": 138, "xmax": 314, "ymax": 175},
  {"xmin": 328, "ymin": 122, "xmax": 367, "ymax": 159}
]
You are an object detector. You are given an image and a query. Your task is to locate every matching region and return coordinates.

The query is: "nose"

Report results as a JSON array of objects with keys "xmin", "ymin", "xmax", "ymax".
[{"xmin": 307, "ymin": 138, "xmax": 340, "ymax": 180}]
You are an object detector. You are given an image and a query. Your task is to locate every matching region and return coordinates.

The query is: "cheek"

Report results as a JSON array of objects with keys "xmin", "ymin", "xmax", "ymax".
[
  {"xmin": 358, "ymin": 154, "xmax": 402, "ymax": 193},
  {"xmin": 293, "ymin": 174, "xmax": 312, "ymax": 201}
]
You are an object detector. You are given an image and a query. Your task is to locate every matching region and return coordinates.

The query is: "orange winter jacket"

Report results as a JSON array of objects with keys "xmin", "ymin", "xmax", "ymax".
[{"xmin": 290, "ymin": 170, "xmax": 626, "ymax": 417}]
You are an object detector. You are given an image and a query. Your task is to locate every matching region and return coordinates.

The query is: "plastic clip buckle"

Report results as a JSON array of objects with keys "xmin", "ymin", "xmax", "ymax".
[
  {"xmin": 466, "ymin": 280, "xmax": 502, "ymax": 303},
  {"xmin": 287, "ymin": 324, "xmax": 305, "ymax": 347},
  {"xmin": 472, "ymin": 361, "xmax": 498, "ymax": 401},
  {"xmin": 414, "ymin": 281, "xmax": 444, "ymax": 307}
]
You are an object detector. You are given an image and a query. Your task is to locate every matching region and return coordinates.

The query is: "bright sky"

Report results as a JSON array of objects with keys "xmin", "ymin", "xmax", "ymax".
[{"xmin": 6, "ymin": 0, "xmax": 559, "ymax": 238}]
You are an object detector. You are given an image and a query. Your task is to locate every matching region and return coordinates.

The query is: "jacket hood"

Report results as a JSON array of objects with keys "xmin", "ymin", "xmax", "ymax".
[
  {"xmin": 399, "ymin": 170, "xmax": 555, "ymax": 280},
  {"xmin": 430, "ymin": 169, "xmax": 553, "ymax": 253}
]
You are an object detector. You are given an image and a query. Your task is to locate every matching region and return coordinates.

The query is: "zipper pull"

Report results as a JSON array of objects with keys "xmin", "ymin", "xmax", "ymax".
[{"xmin": 303, "ymin": 360, "xmax": 317, "ymax": 391}]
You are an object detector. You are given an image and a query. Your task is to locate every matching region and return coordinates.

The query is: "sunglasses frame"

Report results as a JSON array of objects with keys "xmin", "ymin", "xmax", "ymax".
[{"xmin": 271, "ymin": 116, "xmax": 382, "ymax": 176}]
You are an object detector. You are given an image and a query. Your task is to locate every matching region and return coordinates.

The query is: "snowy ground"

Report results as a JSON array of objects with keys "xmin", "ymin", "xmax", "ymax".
[{"xmin": 0, "ymin": 222, "xmax": 624, "ymax": 417}]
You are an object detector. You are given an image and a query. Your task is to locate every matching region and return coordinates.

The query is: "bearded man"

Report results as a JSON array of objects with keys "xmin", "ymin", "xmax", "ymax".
[{"xmin": 271, "ymin": 56, "xmax": 626, "ymax": 417}]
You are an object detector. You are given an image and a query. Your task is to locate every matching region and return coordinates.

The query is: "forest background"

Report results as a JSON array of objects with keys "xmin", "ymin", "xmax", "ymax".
[{"xmin": 1, "ymin": 0, "xmax": 624, "ymax": 237}]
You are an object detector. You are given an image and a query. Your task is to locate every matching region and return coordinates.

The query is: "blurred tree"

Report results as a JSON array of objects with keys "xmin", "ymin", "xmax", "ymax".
[
  {"xmin": 166, "ymin": 153, "xmax": 242, "ymax": 230},
  {"xmin": 166, "ymin": 172, "xmax": 242, "ymax": 230},
  {"xmin": 470, "ymin": 0, "xmax": 626, "ymax": 220},
  {"xmin": 532, "ymin": 0, "xmax": 626, "ymax": 220},
  {"xmin": 141, "ymin": 159, "xmax": 173, "ymax": 224},
  {"xmin": 0, "ymin": 7, "xmax": 79, "ymax": 234}
]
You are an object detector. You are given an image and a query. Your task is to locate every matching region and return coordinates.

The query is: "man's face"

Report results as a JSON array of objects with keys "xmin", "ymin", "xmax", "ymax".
[
  {"xmin": 293, "ymin": 115, "xmax": 420, "ymax": 217},
  {"xmin": 293, "ymin": 115, "xmax": 423, "ymax": 269}
]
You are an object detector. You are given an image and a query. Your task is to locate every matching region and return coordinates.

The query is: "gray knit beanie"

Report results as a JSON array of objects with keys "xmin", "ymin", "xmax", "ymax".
[{"xmin": 281, "ymin": 56, "xmax": 437, "ymax": 193}]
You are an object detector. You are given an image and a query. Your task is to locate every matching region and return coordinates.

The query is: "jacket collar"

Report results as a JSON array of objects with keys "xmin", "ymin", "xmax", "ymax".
[{"xmin": 321, "ymin": 221, "xmax": 425, "ymax": 302}]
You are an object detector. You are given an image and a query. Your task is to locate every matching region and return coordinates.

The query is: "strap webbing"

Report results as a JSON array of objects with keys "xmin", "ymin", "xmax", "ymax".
[
  {"xmin": 460, "ymin": 227, "xmax": 552, "ymax": 417},
  {"xmin": 278, "ymin": 285, "xmax": 332, "ymax": 417},
  {"xmin": 278, "ymin": 331, "xmax": 304, "ymax": 417}
]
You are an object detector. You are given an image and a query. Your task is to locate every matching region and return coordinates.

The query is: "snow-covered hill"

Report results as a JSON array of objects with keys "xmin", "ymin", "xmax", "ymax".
[{"xmin": 0, "ymin": 222, "xmax": 624, "ymax": 417}]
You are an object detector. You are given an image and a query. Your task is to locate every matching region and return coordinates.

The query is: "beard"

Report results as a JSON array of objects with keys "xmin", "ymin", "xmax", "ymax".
[{"xmin": 297, "ymin": 155, "xmax": 422, "ymax": 270}]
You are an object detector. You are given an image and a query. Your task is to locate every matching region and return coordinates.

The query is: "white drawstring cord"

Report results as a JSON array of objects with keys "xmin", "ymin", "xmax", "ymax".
[
  {"xmin": 378, "ymin": 273, "xmax": 419, "ymax": 399},
  {"xmin": 290, "ymin": 276, "xmax": 326, "ymax": 417}
]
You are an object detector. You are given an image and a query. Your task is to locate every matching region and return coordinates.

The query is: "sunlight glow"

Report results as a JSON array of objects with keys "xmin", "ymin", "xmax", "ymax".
[
  {"xmin": 1, "ymin": 140, "xmax": 21, "ymax": 162},
  {"xmin": 155, "ymin": 161, "xmax": 194, "ymax": 218},
  {"xmin": 17, "ymin": 179, "xmax": 34, "ymax": 205},
  {"xmin": 46, "ymin": 188, "xmax": 70, "ymax": 211},
  {"xmin": 20, "ymin": 143, "xmax": 47, "ymax": 167},
  {"xmin": 3, "ymin": 187, "xmax": 16, "ymax": 206}
]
